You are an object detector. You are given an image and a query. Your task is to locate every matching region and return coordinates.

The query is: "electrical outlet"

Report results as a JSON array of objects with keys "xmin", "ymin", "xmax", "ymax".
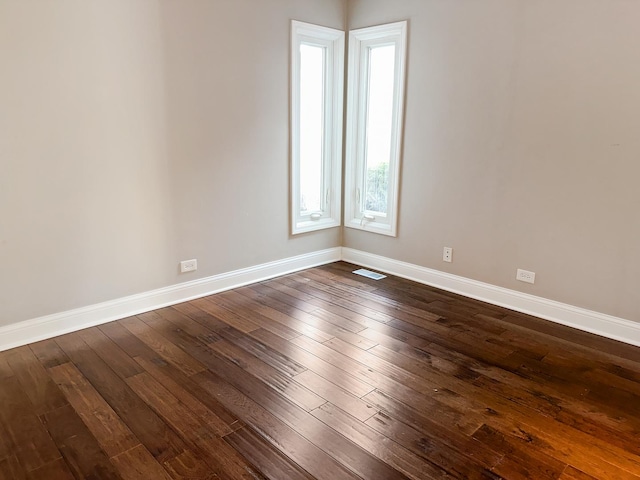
[
  {"xmin": 516, "ymin": 268, "xmax": 535, "ymax": 284},
  {"xmin": 443, "ymin": 247, "xmax": 453, "ymax": 263},
  {"xmin": 180, "ymin": 259, "xmax": 197, "ymax": 273}
]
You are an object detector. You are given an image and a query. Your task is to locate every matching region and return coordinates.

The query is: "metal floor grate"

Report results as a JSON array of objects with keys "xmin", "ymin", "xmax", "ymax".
[{"xmin": 352, "ymin": 268, "xmax": 387, "ymax": 280}]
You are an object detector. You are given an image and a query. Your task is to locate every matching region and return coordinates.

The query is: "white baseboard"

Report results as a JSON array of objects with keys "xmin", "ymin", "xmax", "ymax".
[
  {"xmin": 3, "ymin": 246, "xmax": 638, "ymax": 352},
  {"xmin": 342, "ymin": 248, "xmax": 640, "ymax": 348},
  {"xmin": 0, "ymin": 247, "xmax": 342, "ymax": 352}
]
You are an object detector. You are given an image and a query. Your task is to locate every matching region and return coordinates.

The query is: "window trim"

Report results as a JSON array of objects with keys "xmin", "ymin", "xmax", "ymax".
[
  {"xmin": 291, "ymin": 20, "xmax": 344, "ymax": 235},
  {"xmin": 344, "ymin": 21, "xmax": 408, "ymax": 237}
]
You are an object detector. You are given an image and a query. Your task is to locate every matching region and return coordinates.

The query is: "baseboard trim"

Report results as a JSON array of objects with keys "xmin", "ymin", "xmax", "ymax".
[
  {"xmin": 0, "ymin": 247, "xmax": 342, "ymax": 352},
  {"xmin": 341, "ymin": 248, "xmax": 640, "ymax": 348},
  {"xmin": 3, "ymin": 246, "xmax": 638, "ymax": 352}
]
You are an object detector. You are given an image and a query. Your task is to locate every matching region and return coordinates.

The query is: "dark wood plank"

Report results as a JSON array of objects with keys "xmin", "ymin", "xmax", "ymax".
[
  {"xmin": 53, "ymin": 333, "xmax": 188, "ymax": 466},
  {"xmin": 472, "ymin": 421, "xmax": 640, "ymax": 480},
  {"xmin": 320, "ymin": 262, "xmax": 454, "ymax": 305},
  {"xmin": 25, "ymin": 458, "xmax": 75, "ymax": 480},
  {"xmin": 559, "ymin": 466, "xmax": 599, "ymax": 480},
  {"xmin": 122, "ymin": 314, "xmax": 207, "ymax": 376},
  {"xmin": 99, "ymin": 320, "xmax": 155, "ymax": 358},
  {"xmin": 133, "ymin": 354, "xmax": 244, "ymax": 437},
  {"xmin": 4, "ymin": 346, "xmax": 68, "ymax": 415},
  {"xmin": 2, "ymin": 261, "xmax": 640, "ymax": 479},
  {"xmin": 208, "ymin": 339, "xmax": 326, "ymax": 411},
  {"xmin": 0, "ymin": 376, "xmax": 61, "ymax": 472},
  {"xmin": 364, "ymin": 411, "xmax": 502, "ymax": 479},
  {"xmin": 290, "ymin": 334, "xmax": 439, "ymax": 402},
  {"xmin": 211, "ymin": 290, "xmax": 334, "ymax": 342},
  {"xmin": 249, "ymin": 327, "xmax": 376, "ymax": 398},
  {"xmin": 76, "ymin": 327, "xmax": 145, "ymax": 379},
  {"xmin": 362, "ymin": 388, "xmax": 485, "ymax": 446},
  {"xmin": 285, "ymin": 270, "xmax": 443, "ymax": 323},
  {"xmin": 191, "ymin": 297, "xmax": 262, "ymax": 333},
  {"xmin": 311, "ymin": 402, "xmax": 448, "ymax": 480},
  {"xmin": 235, "ymin": 285, "xmax": 364, "ymax": 339},
  {"xmin": 215, "ymin": 326, "xmax": 308, "ymax": 377},
  {"xmin": 294, "ymin": 369, "xmax": 378, "ymax": 422},
  {"xmin": 155, "ymin": 306, "xmax": 223, "ymax": 344},
  {"xmin": 47, "ymin": 362, "xmax": 140, "ymax": 458},
  {"xmin": 29, "ymin": 339, "xmax": 70, "ymax": 369},
  {"xmin": 499, "ymin": 313, "xmax": 640, "ymax": 364},
  {"xmin": 0, "ymin": 351, "xmax": 14, "ymax": 380},
  {"xmin": 101, "ymin": 316, "xmax": 247, "ymax": 436},
  {"xmin": 0, "ymin": 411, "xmax": 12, "ymax": 460},
  {"xmin": 135, "ymin": 316, "xmax": 410, "ymax": 480},
  {"xmin": 223, "ymin": 426, "xmax": 316, "ymax": 480},
  {"xmin": 109, "ymin": 444, "xmax": 173, "ymax": 480},
  {"xmin": 194, "ymin": 370, "xmax": 361, "ymax": 480},
  {"xmin": 257, "ymin": 281, "xmax": 386, "ymax": 330},
  {"xmin": 101, "ymin": 316, "xmax": 244, "ymax": 436},
  {"xmin": 472, "ymin": 424, "xmax": 567, "ymax": 480},
  {"xmin": 40, "ymin": 404, "xmax": 123, "ymax": 479},
  {"xmin": 0, "ymin": 455, "xmax": 27, "ymax": 480},
  {"xmin": 156, "ymin": 449, "xmax": 219, "ymax": 480},
  {"xmin": 125, "ymin": 371, "xmax": 267, "ymax": 479},
  {"xmin": 210, "ymin": 292, "xmax": 303, "ymax": 340}
]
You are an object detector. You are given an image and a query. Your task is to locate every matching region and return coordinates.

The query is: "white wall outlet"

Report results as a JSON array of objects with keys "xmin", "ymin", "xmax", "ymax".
[
  {"xmin": 443, "ymin": 247, "xmax": 453, "ymax": 263},
  {"xmin": 516, "ymin": 268, "xmax": 535, "ymax": 284},
  {"xmin": 180, "ymin": 259, "xmax": 198, "ymax": 273}
]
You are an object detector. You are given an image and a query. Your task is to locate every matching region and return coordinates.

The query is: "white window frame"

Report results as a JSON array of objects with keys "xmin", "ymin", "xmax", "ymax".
[
  {"xmin": 344, "ymin": 21, "xmax": 407, "ymax": 237},
  {"xmin": 291, "ymin": 21, "xmax": 344, "ymax": 235}
]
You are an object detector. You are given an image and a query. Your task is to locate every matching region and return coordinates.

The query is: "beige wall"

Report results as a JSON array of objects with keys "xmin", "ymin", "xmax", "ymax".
[
  {"xmin": 2, "ymin": 0, "xmax": 638, "ymax": 329},
  {"xmin": 0, "ymin": 0, "xmax": 344, "ymax": 327},
  {"xmin": 346, "ymin": 0, "xmax": 640, "ymax": 321}
]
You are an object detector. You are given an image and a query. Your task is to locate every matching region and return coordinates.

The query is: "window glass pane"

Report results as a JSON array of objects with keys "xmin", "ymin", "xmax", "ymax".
[
  {"xmin": 299, "ymin": 44, "xmax": 325, "ymax": 214},
  {"xmin": 364, "ymin": 44, "xmax": 395, "ymax": 214}
]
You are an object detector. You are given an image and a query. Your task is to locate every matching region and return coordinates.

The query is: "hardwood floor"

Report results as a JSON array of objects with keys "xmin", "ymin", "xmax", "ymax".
[{"xmin": 1, "ymin": 261, "xmax": 640, "ymax": 479}]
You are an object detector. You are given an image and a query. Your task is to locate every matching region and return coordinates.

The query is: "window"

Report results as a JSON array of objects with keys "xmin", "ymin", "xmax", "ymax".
[
  {"xmin": 291, "ymin": 21, "xmax": 344, "ymax": 235},
  {"xmin": 345, "ymin": 21, "xmax": 407, "ymax": 237}
]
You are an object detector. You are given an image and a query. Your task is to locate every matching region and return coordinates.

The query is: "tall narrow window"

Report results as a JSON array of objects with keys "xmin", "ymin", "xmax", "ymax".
[
  {"xmin": 345, "ymin": 22, "xmax": 407, "ymax": 236},
  {"xmin": 291, "ymin": 21, "xmax": 344, "ymax": 235}
]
